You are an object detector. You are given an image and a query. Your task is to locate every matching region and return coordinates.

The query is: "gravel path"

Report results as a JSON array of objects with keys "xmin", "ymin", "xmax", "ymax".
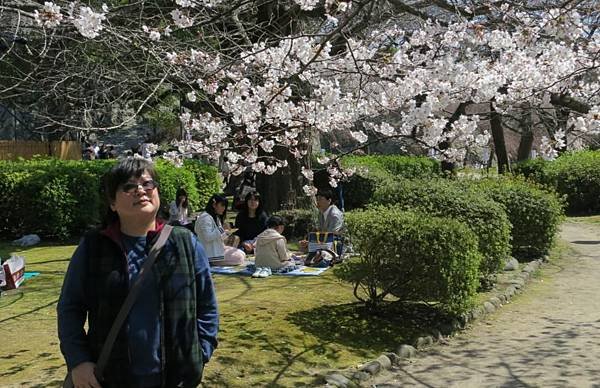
[{"xmin": 370, "ymin": 221, "xmax": 600, "ymax": 388}]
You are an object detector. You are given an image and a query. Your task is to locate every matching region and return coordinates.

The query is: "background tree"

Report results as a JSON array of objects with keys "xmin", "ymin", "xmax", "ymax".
[{"xmin": 1, "ymin": 0, "xmax": 598, "ymax": 209}]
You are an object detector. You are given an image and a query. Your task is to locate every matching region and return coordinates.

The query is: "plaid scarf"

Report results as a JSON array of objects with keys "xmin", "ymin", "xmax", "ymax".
[{"xmin": 84, "ymin": 227, "xmax": 203, "ymax": 387}]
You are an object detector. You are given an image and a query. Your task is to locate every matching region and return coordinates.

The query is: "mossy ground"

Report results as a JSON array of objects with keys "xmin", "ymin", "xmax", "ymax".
[{"xmin": 0, "ymin": 240, "xmax": 435, "ymax": 387}]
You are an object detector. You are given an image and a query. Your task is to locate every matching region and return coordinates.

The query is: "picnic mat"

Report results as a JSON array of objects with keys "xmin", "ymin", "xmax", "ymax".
[
  {"xmin": 24, "ymin": 272, "xmax": 40, "ymax": 280},
  {"xmin": 210, "ymin": 261, "xmax": 329, "ymax": 277}
]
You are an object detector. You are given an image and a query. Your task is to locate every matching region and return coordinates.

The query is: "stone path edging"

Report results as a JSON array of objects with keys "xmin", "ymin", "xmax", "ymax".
[{"xmin": 321, "ymin": 258, "xmax": 545, "ymax": 388}]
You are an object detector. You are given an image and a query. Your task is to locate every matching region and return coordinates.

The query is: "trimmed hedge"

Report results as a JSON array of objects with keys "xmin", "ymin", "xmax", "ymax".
[
  {"xmin": 335, "ymin": 207, "xmax": 481, "ymax": 314},
  {"xmin": 338, "ymin": 165, "xmax": 393, "ymax": 211},
  {"xmin": 0, "ymin": 158, "xmax": 220, "ymax": 239},
  {"xmin": 273, "ymin": 208, "xmax": 318, "ymax": 240},
  {"xmin": 342, "ymin": 155, "xmax": 441, "ymax": 178},
  {"xmin": 182, "ymin": 159, "xmax": 221, "ymax": 209},
  {"xmin": 512, "ymin": 158, "xmax": 550, "ymax": 183},
  {"xmin": 464, "ymin": 176, "xmax": 564, "ymax": 260},
  {"xmin": 514, "ymin": 151, "xmax": 600, "ymax": 215},
  {"xmin": 339, "ymin": 155, "xmax": 440, "ymax": 210},
  {"xmin": 543, "ymin": 151, "xmax": 600, "ymax": 214},
  {"xmin": 372, "ymin": 178, "xmax": 512, "ymax": 280}
]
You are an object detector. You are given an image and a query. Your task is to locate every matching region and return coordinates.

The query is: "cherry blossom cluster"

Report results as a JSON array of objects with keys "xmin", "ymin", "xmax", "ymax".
[
  {"xmin": 21, "ymin": 1, "xmax": 600, "ymax": 192},
  {"xmin": 34, "ymin": 1, "xmax": 107, "ymax": 39}
]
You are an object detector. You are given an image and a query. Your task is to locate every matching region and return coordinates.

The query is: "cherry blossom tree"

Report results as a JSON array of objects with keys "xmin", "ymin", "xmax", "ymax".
[{"xmin": 1, "ymin": 0, "xmax": 598, "ymax": 204}]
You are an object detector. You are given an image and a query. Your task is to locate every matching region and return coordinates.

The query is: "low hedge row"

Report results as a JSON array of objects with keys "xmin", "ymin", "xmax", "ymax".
[
  {"xmin": 0, "ymin": 158, "xmax": 220, "ymax": 239},
  {"xmin": 273, "ymin": 208, "xmax": 318, "ymax": 240},
  {"xmin": 514, "ymin": 151, "xmax": 600, "ymax": 215},
  {"xmin": 372, "ymin": 178, "xmax": 512, "ymax": 280},
  {"xmin": 463, "ymin": 177, "xmax": 564, "ymax": 260},
  {"xmin": 335, "ymin": 207, "xmax": 480, "ymax": 314},
  {"xmin": 339, "ymin": 155, "xmax": 441, "ymax": 210},
  {"xmin": 341, "ymin": 155, "xmax": 442, "ymax": 179}
]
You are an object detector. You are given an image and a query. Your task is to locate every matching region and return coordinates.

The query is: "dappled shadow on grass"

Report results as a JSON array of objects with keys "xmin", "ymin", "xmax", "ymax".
[
  {"xmin": 287, "ymin": 301, "xmax": 453, "ymax": 354},
  {"xmin": 0, "ymin": 298, "xmax": 59, "ymax": 324}
]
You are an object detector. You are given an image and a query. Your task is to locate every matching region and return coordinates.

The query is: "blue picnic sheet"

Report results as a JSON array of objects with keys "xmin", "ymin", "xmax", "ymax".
[
  {"xmin": 24, "ymin": 272, "xmax": 40, "ymax": 280},
  {"xmin": 210, "ymin": 261, "xmax": 329, "ymax": 276}
]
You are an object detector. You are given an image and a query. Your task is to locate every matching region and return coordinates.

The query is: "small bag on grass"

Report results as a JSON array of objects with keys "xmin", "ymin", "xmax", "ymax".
[{"xmin": 2, "ymin": 255, "xmax": 26, "ymax": 290}]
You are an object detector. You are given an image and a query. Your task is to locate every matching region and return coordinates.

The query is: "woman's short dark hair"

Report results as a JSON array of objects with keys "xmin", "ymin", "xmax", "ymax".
[
  {"xmin": 266, "ymin": 215, "xmax": 285, "ymax": 229},
  {"xmin": 102, "ymin": 157, "xmax": 159, "ymax": 225},
  {"xmin": 205, "ymin": 193, "xmax": 228, "ymax": 223}
]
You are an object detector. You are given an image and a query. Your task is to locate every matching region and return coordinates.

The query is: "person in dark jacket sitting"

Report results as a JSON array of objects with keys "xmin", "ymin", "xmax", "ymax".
[
  {"xmin": 57, "ymin": 157, "xmax": 218, "ymax": 388},
  {"xmin": 234, "ymin": 190, "xmax": 268, "ymax": 254}
]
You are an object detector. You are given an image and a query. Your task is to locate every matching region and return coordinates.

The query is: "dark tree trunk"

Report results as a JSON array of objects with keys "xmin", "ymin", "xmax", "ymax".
[
  {"xmin": 439, "ymin": 102, "xmax": 469, "ymax": 174},
  {"xmin": 554, "ymin": 106, "xmax": 570, "ymax": 155},
  {"xmin": 490, "ymin": 102, "xmax": 511, "ymax": 174},
  {"xmin": 517, "ymin": 105, "xmax": 534, "ymax": 162},
  {"xmin": 517, "ymin": 131, "xmax": 534, "ymax": 162},
  {"xmin": 255, "ymin": 146, "xmax": 312, "ymax": 213}
]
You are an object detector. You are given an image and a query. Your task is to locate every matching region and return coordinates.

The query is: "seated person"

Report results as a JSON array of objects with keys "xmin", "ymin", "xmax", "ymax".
[
  {"xmin": 234, "ymin": 191, "xmax": 268, "ymax": 253},
  {"xmin": 300, "ymin": 189, "xmax": 345, "ymax": 262},
  {"xmin": 316, "ymin": 189, "xmax": 344, "ymax": 234},
  {"xmin": 254, "ymin": 216, "xmax": 297, "ymax": 276},
  {"xmin": 195, "ymin": 194, "xmax": 246, "ymax": 266},
  {"xmin": 169, "ymin": 187, "xmax": 193, "ymax": 231}
]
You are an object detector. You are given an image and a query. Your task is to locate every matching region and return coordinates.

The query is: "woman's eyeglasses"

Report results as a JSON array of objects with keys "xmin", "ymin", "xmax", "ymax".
[{"xmin": 121, "ymin": 180, "xmax": 158, "ymax": 194}]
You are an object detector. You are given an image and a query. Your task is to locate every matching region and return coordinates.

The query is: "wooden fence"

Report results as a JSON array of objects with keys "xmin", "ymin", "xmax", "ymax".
[{"xmin": 0, "ymin": 140, "xmax": 82, "ymax": 160}]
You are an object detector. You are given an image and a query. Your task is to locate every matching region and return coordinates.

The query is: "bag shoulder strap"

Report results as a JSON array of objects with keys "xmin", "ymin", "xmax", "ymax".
[{"xmin": 95, "ymin": 225, "xmax": 174, "ymax": 376}]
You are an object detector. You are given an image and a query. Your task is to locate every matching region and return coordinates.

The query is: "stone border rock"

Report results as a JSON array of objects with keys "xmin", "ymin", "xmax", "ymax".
[{"xmin": 321, "ymin": 257, "xmax": 546, "ymax": 387}]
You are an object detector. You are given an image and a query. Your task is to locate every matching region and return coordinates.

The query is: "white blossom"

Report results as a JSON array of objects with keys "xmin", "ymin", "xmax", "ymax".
[
  {"xmin": 186, "ymin": 91, "xmax": 197, "ymax": 102},
  {"xmin": 303, "ymin": 185, "xmax": 318, "ymax": 196},
  {"xmin": 171, "ymin": 9, "xmax": 193, "ymax": 28},
  {"xmin": 350, "ymin": 130, "xmax": 368, "ymax": 143},
  {"xmin": 259, "ymin": 140, "xmax": 275, "ymax": 153},
  {"xmin": 73, "ymin": 6, "xmax": 106, "ymax": 39},
  {"xmin": 293, "ymin": 0, "xmax": 319, "ymax": 11},
  {"xmin": 176, "ymin": 0, "xmax": 195, "ymax": 8},
  {"xmin": 301, "ymin": 167, "xmax": 314, "ymax": 180},
  {"xmin": 34, "ymin": 2, "xmax": 63, "ymax": 28}
]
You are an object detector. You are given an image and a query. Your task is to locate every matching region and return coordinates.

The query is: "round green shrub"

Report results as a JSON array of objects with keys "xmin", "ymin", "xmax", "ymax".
[
  {"xmin": 335, "ymin": 207, "xmax": 481, "ymax": 314},
  {"xmin": 273, "ymin": 208, "xmax": 318, "ymax": 239},
  {"xmin": 465, "ymin": 176, "xmax": 564, "ymax": 260},
  {"xmin": 543, "ymin": 150, "xmax": 600, "ymax": 214},
  {"xmin": 512, "ymin": 158, "xmax": 550, "ymax": 183},
  {"xmin": 372, "ymin": 178, "xmax": 512, "ymax": 279}
]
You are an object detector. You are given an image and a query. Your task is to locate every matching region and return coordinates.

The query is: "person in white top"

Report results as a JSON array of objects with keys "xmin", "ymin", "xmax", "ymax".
[
  {"xmin": 169, "ymin": 188, "xmax": 191, "ymax": 227},
  {"xmin": 194, "ymin": 194, "xmax": 246, "ymax": 266},
  {"xmin": 254, "ymin": 216, "xmax": 296, "ymax": 272}
]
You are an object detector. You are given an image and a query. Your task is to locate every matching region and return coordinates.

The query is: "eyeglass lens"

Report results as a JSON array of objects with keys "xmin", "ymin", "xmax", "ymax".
[{"xmin": 122, "ymin": 180, "xmax": 157, "ymax": 193}]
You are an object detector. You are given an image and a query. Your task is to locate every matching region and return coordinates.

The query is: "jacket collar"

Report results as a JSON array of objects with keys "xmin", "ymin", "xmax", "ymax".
[{"xmin": 100, "ymin": 218, "xmax": 166, "ymax": 252}]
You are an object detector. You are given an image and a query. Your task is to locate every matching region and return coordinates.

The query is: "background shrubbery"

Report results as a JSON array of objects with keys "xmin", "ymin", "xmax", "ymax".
[
  {"xmin": 335, "ymin": 207, "xmax": 481, "ymax": 314},
  {"xmin": 463, "ymin": 176, "xmax": 564, "ymax": 260},
  {"xmin": 372, "ymin": 177, "xmax": 512, "ymax": 281},
  {"xmin": 274, "ymin": 208, "xmax": 318, "ymax": 240},
  {"xmin": 0, "ymin": 158, "xmax": 220, "ymax": 239},
  {"xmin": 339, "ymin": 155, "xmax": 441, "ymax": 210},
  {"xmin": 514, "ymin": 151, "xmax": 600, "ymax": 215}
]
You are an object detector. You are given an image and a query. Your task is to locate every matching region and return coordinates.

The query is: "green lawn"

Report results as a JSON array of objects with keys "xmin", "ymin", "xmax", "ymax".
[{"xmin": 0, "ymin": 240, "xmax": 433, "ymax": 387}]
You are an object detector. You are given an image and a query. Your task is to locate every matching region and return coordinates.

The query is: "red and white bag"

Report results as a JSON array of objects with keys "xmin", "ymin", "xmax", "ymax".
[{"xmin": 2, "ymin": 255, "xmax": 25, "ymax": 290}]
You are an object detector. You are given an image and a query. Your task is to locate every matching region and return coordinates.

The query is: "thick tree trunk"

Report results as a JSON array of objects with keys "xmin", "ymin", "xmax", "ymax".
[
  {"xmin": 255, "ymin": 146, "xmax": 312, "ymax": 213},
  {"xmin": 517, "ymin": 105, "xmax": 534, "ymax": 162},
  {"xmin": 490, "ymin": 102, "xmax": 511, "ymax": 174},
  {"xmin": 517, "ymin": 131, "xmax": 534, "ymax": 162},
  {"xmin": 439, "ymin": 102, "xmax": 469, "ymax": 174}
]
